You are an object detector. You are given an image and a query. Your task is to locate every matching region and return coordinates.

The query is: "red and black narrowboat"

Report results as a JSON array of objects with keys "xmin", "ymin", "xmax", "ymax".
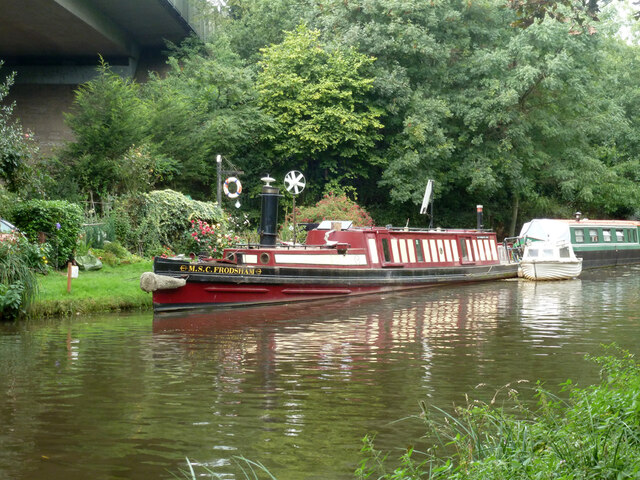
[{"xmin": 142, "ymin": 179, "xmax": 519, "ymax": 312}]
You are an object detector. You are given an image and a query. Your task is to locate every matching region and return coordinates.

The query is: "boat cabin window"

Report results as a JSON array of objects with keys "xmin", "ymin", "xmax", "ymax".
[
  {"xmin": 603, "ymin": 229, "xmax": 611, "ymax": 242},
  {"xmin": 559, "ymin": 247, "xmax": 571, "ymax": 258},
  {"xmin": 529, "ymin": 248, "xmax": 556, "ymax": 259},
  {"xmin": 574, "ymin": 229, "xmax": 585, "ymax": 243},
  {"xmin": 616, "ymin": 230, "xmax": 624, "ymax": 242},
  {"xmin": 414, "ymin": 239, "xmax": 424, "ymax": 262},
  {"xmin": 589, "ymin": 229, "xmax": 599, "ymax": 243},
  {"xmin": 460, "ymin": 239, "xmax": 469, "ymax": 261},
  {"xmin": 381, "ymin": 238, "xmax": 391, "ymax": 262}
]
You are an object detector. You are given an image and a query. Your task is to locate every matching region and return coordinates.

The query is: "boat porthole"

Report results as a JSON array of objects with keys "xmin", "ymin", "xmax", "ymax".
[
  {"xmin": 226, "ymin": 253, "xmax": 236, "ymax": 262},
  {"xmin": 260, "ymin": 253, "xmax": 270, "ymax": 264}
]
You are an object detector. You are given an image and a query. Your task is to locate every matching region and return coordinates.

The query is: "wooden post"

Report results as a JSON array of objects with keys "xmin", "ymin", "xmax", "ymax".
[
  {"xmin": 67, "ymin": 262, "xmax": 72, "ymax": 293},
  {"xmin": 216, "ymin": 154, "xmax": 222, "ymax": 206},
  {"xmin": 292, "ymin": 195, "xmax": 297, "ymax": 245}
]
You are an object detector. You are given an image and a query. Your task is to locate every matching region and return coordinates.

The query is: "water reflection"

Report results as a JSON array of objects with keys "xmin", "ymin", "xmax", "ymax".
[
  {"xmin": 519, "ymin": 279, "xmax": 584, "ymax": 334},
  {"xmin": 152, "ymin": 287, "xmax": 516, "ymax": 395},
  {"xmin": 1, "ymin": 268, "xmax": 639, "ymax": 480}
]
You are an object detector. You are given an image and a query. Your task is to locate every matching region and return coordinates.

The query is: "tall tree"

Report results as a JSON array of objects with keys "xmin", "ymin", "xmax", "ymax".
[
  {"xmin": 210, "ymin": 0, "xmax": 310, "ymax": 63},
  {"xmin": 63, "ymin": 59, "xmax": 147, "ymax": 199},
  {"xmin": 256, "ymin": 25, "xmax": 383, "ymax": 194},
  {"xmin": 309, "ymin": 0, "xmax": 635, "ymax": 230},
  {"xmin": 143, "ymin": 38, "xmax": 269, "ymax": 198},
  {"xmin": 585, "ymin": 36, "xmax": 640, "ymax": 218}
]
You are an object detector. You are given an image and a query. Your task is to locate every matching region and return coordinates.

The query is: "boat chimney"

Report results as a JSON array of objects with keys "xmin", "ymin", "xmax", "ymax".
[
  {"xmin": 259, "ymin": 175, "xmax": 281, "ymax": 246},
  {"xmin": 574, "ymin": 211, "xmax": 582, "ymax": 221},
  {"xmin": 476, "ymin": 205, "xmax": 484, "ymax": 230}
]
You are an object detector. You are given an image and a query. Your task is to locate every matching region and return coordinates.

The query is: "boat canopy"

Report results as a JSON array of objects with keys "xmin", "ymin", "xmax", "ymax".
[{"xmin": 519, "ymin": 219, "xmax": 571, "ymax": 244}]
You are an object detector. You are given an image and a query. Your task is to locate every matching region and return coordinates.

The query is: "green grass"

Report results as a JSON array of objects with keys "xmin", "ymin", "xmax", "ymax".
[{"xmin": 29, "ymin": 260, "xmax": 153, "ymax": 317}]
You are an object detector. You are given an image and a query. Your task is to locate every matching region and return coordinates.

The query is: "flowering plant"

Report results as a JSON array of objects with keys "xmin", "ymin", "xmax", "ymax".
[
  {"xmin": 186, "ymin": 219, "xmax": 238, "ymax": 258},
  {"xmin": 0, "ymin": 234, "xmax": 51, "ymax": 274},
  {"xmin": 286, "ymin": 192, "xmax": 374, "ymax": 227}
]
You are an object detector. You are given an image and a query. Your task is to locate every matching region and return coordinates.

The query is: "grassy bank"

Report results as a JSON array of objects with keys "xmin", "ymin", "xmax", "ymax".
[{"xmin": 29, "ymin": 260, "xmax": 153, "ymax": 317}]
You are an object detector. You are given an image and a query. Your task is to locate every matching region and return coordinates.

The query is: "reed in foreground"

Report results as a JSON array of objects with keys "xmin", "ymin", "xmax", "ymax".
[
  {"xmin": 356, "ymin": 345, "xmax": 640, "ymax": 479},
  {"xmin": 175, "ymin": 456, "xmax": 278, "ymax": 480}
]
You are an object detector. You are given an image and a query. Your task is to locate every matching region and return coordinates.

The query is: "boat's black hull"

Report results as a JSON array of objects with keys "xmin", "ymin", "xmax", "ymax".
[
  {"xmin": 151, "ymin": 258, "xmax": 519, "ymax": 312},
  {"xmin": 575, "ymin": 248, "xmax": 640, "ymax": 269}
]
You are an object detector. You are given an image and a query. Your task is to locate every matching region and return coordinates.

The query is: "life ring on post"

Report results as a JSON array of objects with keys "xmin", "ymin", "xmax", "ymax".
[{"xmin": 223, "ymin": 177, "xmax": 242, "ymax": 198}]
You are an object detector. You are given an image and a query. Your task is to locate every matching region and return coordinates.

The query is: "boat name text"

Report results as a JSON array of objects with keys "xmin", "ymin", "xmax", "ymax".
[{"xmin": 179, "ymin": 265, "xmax": 261, "ymax": 275}]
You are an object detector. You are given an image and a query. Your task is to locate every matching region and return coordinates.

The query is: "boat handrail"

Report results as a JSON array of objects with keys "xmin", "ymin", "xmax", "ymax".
[
  {"xmin": 383, "ymin": 227, "xmax": 495, "ymax": 234},
  {"xmin": 502, "ymin": 236, "xmax": 524, "ymax": 263},
  {"xmin": 229, "ymin": 243, "xmax": 340, "ymax": 250}
]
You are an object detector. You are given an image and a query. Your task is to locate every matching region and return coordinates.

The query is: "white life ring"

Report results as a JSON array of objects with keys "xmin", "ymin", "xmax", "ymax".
[{"xmin": 223, "ymin": 177, "xmax": 242, "ymax": 198}]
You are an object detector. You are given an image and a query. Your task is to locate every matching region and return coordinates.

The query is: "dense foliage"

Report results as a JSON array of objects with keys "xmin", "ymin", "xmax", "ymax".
[
  {"xmin": 257, "ymin": 25, "xmax": 383, "ymax": 195},
  {"xmin": 110, "ymin": 189, "xmax": 229, "ymax": 256},
  {"xmin": 11, "ymin": 200, "xmax": 83, "ymax": 269},
  {"xmin": 6, "ymin": 0, "xmax": 640, "ymax": 236},
  {"xmin": 356, "ymin": 347, "xmax": 640, "ymax": 479},
  {"xmin": 144, "ymin": 38, "xmax": 267, "ymax": 198}
]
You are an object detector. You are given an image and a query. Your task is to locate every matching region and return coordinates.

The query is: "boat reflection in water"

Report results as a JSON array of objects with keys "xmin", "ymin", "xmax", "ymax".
[
  {"xmin": 146, "ymin": 274, "xmax": 636, "ymax": 479},
  {"xmin": 518, "ymin": 279, "xmax": 584, "ymax": 338},
  {"xmin": 152, "ymin": 286, "xmax": 515, "ymax": 377}
]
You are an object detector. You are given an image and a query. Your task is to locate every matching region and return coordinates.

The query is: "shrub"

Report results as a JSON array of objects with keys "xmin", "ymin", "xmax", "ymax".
[
  {"xmin": 111, "ymin": 189, "xmax": 228, "ymax": 256},
  {"xmin": 11, "ymin": 200, "xmax": 83, "ymax": 268},
  {"xmin": 102, "ymin": 241, "xmax": 131, "ymax": 259},
  {"xmin": 0, "ymin": 236, "xmax": 39, "ymax": 320},
  {"xmin": 87, "ymin": 241, "xmax": 142, "ymax": 267},
  {"xmin": 114, "ymin": 144, "xmax": 178, "ymax": 194},
  {"xmin": 0, "ymin": 185, "xmax": 16, "ymax": 219},
  {"xmin": 292, "ymin": 192, "xmax": 374, "ymax": 227}
]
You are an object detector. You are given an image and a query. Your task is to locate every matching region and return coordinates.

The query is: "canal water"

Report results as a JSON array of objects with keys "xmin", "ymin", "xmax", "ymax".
[{"xmin": 1, "ymin": 266, "xmax": 638, "ymax": 480}]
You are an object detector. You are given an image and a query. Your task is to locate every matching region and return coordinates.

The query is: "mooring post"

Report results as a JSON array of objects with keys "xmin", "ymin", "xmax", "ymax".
[
  {"xmin": 67, "ymin": 262, "xmax": 72, "ymax": 293},
  {"xmin": 216, "ymin": 154, "xmax": 222, "ymax": 206}
]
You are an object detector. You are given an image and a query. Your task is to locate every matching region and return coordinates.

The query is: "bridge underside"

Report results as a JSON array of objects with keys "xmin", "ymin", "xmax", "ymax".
[{"xmin": 1, "ymin": 0, "xmax": 203, "ymax": 149}]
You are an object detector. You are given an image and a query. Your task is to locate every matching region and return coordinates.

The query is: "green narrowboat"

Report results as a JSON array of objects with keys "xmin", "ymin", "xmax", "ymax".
[{"xmin": 519, "ymin": 218, "xmax": 640, "ymax": 269}]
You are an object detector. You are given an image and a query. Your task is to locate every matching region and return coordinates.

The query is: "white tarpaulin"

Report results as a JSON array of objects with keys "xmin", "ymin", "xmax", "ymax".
[{"xmin": 519, "ymin": 219, "xmax": 571, "ymax": 243}]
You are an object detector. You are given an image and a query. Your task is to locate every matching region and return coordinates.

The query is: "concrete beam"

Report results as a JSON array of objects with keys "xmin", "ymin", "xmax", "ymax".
[
  {"xmin": 10, "ymin": 62, "xmax": 137, "ymax": 85},
  {"xmin": 53, "ymin": 0, "xmax": 140, "ymax": 59}
]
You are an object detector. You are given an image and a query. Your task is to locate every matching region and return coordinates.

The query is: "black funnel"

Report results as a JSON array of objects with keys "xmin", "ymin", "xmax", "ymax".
[{"xmin": 259, "ymin": 175, "xmax": 282, "ymax": 246}]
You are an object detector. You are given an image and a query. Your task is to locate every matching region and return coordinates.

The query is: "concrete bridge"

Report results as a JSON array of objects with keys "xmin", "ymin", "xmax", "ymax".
[{"xmin": 0, "ymin": 0, "xmax": 208, "ymax": 149}]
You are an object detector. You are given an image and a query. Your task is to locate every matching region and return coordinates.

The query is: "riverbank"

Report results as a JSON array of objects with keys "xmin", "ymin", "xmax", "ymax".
[{"xmin": 29, "ymin": 260, "xmax": 153, "ymax": 317}]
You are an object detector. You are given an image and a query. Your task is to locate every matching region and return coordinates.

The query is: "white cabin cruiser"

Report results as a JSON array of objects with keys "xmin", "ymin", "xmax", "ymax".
[{"xmin": 518, "ymin": 240, "xmax": 582, "ymax": 281}]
